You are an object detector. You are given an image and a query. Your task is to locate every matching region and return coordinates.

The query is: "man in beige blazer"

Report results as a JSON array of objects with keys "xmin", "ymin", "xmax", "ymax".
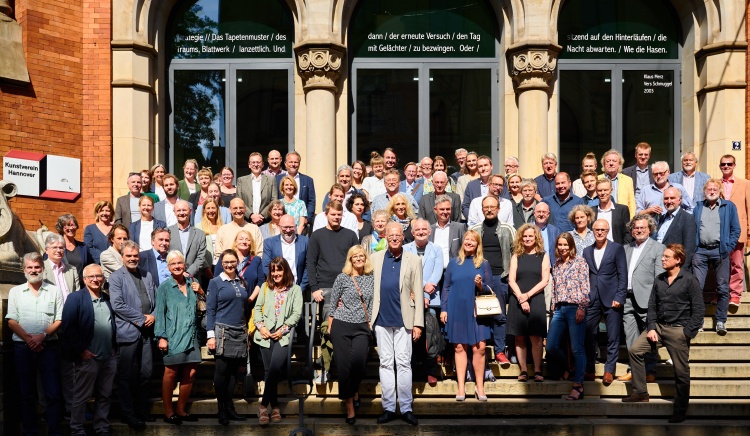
[
  {"xmin": 371, "ymin": 222, "xmax": 423, "ymax": 426},
  {"xmin": 42, "ymin": 233, "xmax": 80, "ymax": 302},
  {"xmin": 720, "ymin": 154, "xmax": 750, "ymax": 306},
  {"xmin": 236, "ymin": 152, "xmax": 279, "ymax": 225}
]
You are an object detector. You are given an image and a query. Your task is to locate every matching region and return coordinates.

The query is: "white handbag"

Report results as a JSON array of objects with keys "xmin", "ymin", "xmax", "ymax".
[{"xmin": 474, "ymin": 287, "xmax": 502, "ymax": 318}]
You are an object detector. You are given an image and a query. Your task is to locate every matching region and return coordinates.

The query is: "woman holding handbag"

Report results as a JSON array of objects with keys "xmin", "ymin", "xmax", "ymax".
[
  {"xmin": 206, "ymin": 249, "xmax": 251, "ymax": 425},
  {"xmin": 439, "ymin": 230, "xmax": 493, "ymax": 402},
  {"xmin": 507, "ymin": 224, "xmax": 550, "ymax": 382},
  {"xmin": 327, "ymin": 245, "xmax": 374, "ymax": 425},
  {"xmin": 252, "ymin": 257, "xmax": 302, "ymax": 426}
]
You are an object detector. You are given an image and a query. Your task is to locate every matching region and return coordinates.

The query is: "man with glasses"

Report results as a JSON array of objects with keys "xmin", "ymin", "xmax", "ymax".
[
  {"xmin": 372, "ymin": 169, "xmax": 419, "ymax": 213},
  {"xmin": 692, "ymin": 179, "xmax": 740, "ymax": 335},
  {"xmin": 467, "ymin": 174, "xmax": 512, "ymax": 227},
  {"xmin": 583, "ymin": 219, "xmax": 627, "ymax": 384},
  {"xmin": 61, "ymin": 264, "xmax": 117, "ymax": 436},
  {"xmin": 451, "ymin": 148, "xmax": 468, "ymax": 183},
  {"xmin": 43, "ymin": 233, "xmax": 80, "ymax": 302},
  {"xmin": 115, "ymin": 172, "xmax": 143, "ymax": 228},
  {"xmin": 7, "ymin": 253, "xmax": 64, "ymax": 436},
  {"xmin": 504, "ymin": 156, "xmax": 520, "ymax": 176},
  {"xmin": 263, "ymin": 214, "xmax": 309, "ymax": 292},
  {"xmin": 719, "ymin": 155, "xmax": 750, "ymax": 308},
  {"xmin": 635, "ymin": 161, "xmax": 691, "ymax": 218},
  {"xmin": 668, "ymin": 152, "xmax": 710, "ymax": 206},
  {"xmin": 237, "ymin": 152, "xmax": 279, "ymax": 225}
]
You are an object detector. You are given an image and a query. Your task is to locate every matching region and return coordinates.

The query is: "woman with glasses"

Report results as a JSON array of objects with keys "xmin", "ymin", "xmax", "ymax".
[
  {"xmin": 55, "ymin": 214, "xmax": 91, "ymax": 284},
  {"xmin": 84, "ymin": 200, "xmax": 114, "ymax": 264},
  {"xmin": 206, "ymin": 249, "xmax": 251, "ymax": 425},
  {"xmin": 219, "ymin": 167, "xmax": 237, "ymax": 206},
  {"xmin": 155, "ymin": 251, "xmax": 205, "ymax": 425},
  {"xmin": 361, "ymin": 209, "xmax": 388, "ymax": 254},
  {"xmin": 252, "ymin": 257, "xmax": 302, "ymax": 426},
  {"xmin": 129, "ymin": 196, "xmax": 167, "ymax": 252}
]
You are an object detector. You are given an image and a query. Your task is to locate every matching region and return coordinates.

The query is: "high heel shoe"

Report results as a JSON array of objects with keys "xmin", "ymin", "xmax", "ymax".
[
  {"xmin": 455, "ymin": 392, "xmax": 466, "ymax": 401},
  {"xmin": 566, "ymin": 384, "xmax": 584, "ymax": 401},
  {"xmin": 474, "ymin": 387, "xmax": 488, "ymax": 402},
  {"xmin": 345, "ymin": 415, "xmax": 356, "ymax": 425}
]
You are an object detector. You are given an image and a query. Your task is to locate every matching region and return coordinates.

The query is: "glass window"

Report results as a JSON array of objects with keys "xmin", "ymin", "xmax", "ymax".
[{"xmin": 622, "ymin": 70, "xmax": 675, "ymax": 165}]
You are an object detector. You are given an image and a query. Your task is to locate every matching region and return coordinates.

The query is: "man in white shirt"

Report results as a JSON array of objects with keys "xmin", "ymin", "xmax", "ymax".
[
  {"xmin": 312, "ymin": 183, "xmax": 359, "ymax": 234},
  {"xmin": 467, "ymin": 174, "xmax": 513, "ymax": 227},
  {"xmin": 236, "ymin": 152, "xmax": 279, "ymax": 225},
  {"xmin": 153, "ymin": 174, "xmax": 180, "ymax": 226}
]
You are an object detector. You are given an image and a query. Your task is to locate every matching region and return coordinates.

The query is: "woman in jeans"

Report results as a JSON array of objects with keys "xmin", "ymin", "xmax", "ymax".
[
  {"xmin": 207, "ymin": 249, "xmax": 250, "ymax": 425},
  {"xmin": 252, "ymin": 257, "xmax": 302, "ymax": 425},
  {"xmin": 545, "ymin": 233, "xmax": 590, "ymax": 400},
  {"xmin": 328, "ymin": 245, "xmax": 374, "ymax": 425}
]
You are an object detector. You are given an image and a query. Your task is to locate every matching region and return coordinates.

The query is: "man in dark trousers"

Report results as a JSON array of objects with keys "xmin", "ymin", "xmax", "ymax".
[
  {"xmin": 622, "ymin": 244, "xmax": 704, "ymax": 424},
  {"xmin": 583, "ymin": 219, "xmax": 627, "ymax": 384}
]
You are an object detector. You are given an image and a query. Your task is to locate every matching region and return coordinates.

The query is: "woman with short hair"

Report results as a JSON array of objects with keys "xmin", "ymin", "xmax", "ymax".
[
  {"xmin": 129, "ymin": 195, "xmax": 167, "ymax": 252},
  {"xmin": 259, "ymin": 200, "xmax": 285, "ymax": 240},
  {"xmin": 55, "ymin": 214, "xmax": 91, "ymax": 283},
  {"xmin": 567, "ymin": 205, "xmax": 596, "ymax": 254}
]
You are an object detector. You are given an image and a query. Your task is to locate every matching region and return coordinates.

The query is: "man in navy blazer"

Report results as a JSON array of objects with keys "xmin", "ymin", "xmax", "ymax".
[
  {"xmin": 654, "ymin": 187, "xmax": 697, "ymax": 268},
  {"xmin": 461, "ymin": 155, "xmax": 493, "ymax": 218},
  {"xmin": 276, "ymin": 151, "xmax": 316, "ymax": 220},
  {"xmin": 109, "ymin": 242, "xmax": 156, "ymax": 429},
  {"xmin": 583, "ymin": 219, "xmax": 628, "ymax": 383},
  {"xmin": 138, "ymin": 227, "xmax": 171, "ymax": 287},
  {"xmin": 263, "ymin": 215, "xmax": 309, "ymax": 293},
  {"xmin": 668, "ymin": 152, "xmax": 710, "ymax": 207}
]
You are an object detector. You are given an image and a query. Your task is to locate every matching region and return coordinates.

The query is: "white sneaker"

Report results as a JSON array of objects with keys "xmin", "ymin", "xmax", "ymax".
[{"xmin": 313, "ymin": 370, "xmax": 329, "ymax": 384}]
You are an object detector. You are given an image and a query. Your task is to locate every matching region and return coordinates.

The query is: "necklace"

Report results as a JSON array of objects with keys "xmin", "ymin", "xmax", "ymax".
[{"xmin": 228, "ymin": 278, "xmax": 243, "ymax": 298}]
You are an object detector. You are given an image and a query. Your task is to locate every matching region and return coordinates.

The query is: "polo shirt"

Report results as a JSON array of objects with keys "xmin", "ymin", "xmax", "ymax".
[{"xmin": 376, "ymin": 250, "xmax": 403, "ymax": 328}]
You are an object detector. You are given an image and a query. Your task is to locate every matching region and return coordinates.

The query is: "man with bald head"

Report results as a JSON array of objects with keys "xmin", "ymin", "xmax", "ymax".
[
  {"xmin": 542, "ymin": 172, "xmax": 584, "ymax": 232},
  {"xmin": 419, "ymin": 171, "xmax": 461, "ymax": 224},
  {"xmin": 263, "ymin": 214, "xmax": 309, "ymax": 292},
  {"xmin": 167, "ymin": 200, "xmax": 207, "ymax": 280},
  {"xmin": 262, "ymin": 149, "xmax": 285, "ymax": 177},
  {"xmin": 214, "ymin": 197, "xmax": 264, "ymax": 259},
  {"xmin": 655, "ymin": 186, "xmax": 697, "ymax": 268}
]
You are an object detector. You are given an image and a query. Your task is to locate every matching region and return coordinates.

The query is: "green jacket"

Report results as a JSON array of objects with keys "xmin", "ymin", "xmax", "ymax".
[
  {"xmin": 177, "ymin": 179, "xmax": 199, "ymax": 201},
  {"xmin": 252, "ymin": 283, "xmax": 303, "ymax": 348},
  {"xmin": 469, "ymin": 222, "xmax": 516, "ymax": 278}
]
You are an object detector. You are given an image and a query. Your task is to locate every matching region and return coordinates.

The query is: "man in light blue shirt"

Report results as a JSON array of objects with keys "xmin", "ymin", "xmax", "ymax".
[{"xmin": 636, "ymin": 162, "xmax": 691, "ymax": 218}]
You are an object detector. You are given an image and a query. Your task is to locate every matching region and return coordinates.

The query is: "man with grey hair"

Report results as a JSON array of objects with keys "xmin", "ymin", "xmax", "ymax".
[
  {"xmin": 655, "ymin": 186, "xmax": 697, "ymax": 268},
  {"xmin": 43, "ymin": 233, "xmax": 80, "ymax": 302},
  {"xmin": 322, "ymin": 165, "xmax": 369, "ymax": 218},
  {"xmin": 110, "ymin": 241, "xmax": 156, "ymax": 429},
  {"xmin": 7, "ymin": 252, "xmax": 64, "ymax": 436},
  {"xmin": 419, "ymin": 171, "xmax": 461, "ymax": 224},
  {"xmin": 635, "ymin": 161, "xmax": 691, "ymax": 218},
  {"xmin": 504, "ymin": 156, "xmax": 520, "ymax": 175},
  {"xmin": 513, "ymin": 179, "xmax": 538, "ymax": 229},
  {"xmin": 668, "ymin": 152, "xmax": 710, "ymax": 206},
  {"xmin": 534, "ymin": 153, "xmax": 558, "ymax": 198},
  {"xmin": 617, "ymin": 214, "xmax": 665, "ymax": 382},
  {"xmin": 115, "ymin": 172, "xmax": 143, "ymax": 228},
  {"xmin": 600, "ymin": 149, "xmax": 635, "ymax": 218},
  {"xmin": 451, "ymin": 148, "xmax": 468, "ymax": 182},
  {"xmin": 168, "ymin": 199, "xmax": 207, "ymax": 280}
]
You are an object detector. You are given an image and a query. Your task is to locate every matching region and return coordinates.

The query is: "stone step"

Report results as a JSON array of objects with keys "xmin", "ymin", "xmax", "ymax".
[
  {"xmin": 144, "ymin": 397, "xmax": 750, "ymax": 419},
  {"xmin": 706, "ymin": 304, "xmax": 750, "ymax": 316},
  {"xmin": 704, "ymin": 317, "xmax": 750, "ymax": 329}
]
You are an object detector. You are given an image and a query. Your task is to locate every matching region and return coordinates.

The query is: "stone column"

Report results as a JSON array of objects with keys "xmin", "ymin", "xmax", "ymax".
[
  {"xmin": 295, "ymin": 42, "xmax": 345, "ymax": 201},
  {"xmin": 507, "ymin": 43, "xmax": 560, "ymax": 178},
  {"xmin": 0, "ymin": 0, "xmax": 30, "ymax": 83}
]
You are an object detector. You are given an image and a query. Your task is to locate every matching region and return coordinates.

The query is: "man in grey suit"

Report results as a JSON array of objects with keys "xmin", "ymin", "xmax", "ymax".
[
  {"xmin": 617, "ymin": 214, "xmax": 665, "ymax": 383},
  {"xmin": 236, "ymin": 152, "xmax": 279, "ymax": 225},
  {"xmin": 167, "ymin": 200, "xmax": 207, "ymax": 280},
  {"xmin": 428, "ymin": 195, "xmax": 465, "ymax": 272},
  {"xmin": 419, "ymin": 171, "xmax": 461, "ymax": 224},
  {"xmin": 42, "ymin": 233, "xmax": 80, "ymax": 302},
  {"xmin": 114, "ymin": 172, "xmax": 143, "ymax": 228},
  {"xmin": 109, "ymin": 241, "xmax": 156, "ymax": 429},
  {"xmin": 371, "ymin": 223, "xmax": 423, "ymax": 426}
]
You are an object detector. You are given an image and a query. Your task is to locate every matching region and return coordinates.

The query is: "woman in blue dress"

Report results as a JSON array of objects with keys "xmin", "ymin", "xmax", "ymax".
[{"xmin": 440, "ymin": 230, "xmax": 493, "ymax": 401}]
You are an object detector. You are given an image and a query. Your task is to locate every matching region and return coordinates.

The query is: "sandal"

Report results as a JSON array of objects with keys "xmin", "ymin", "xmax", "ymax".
[
  {"xmin": 566, "ymin": 384, "xmax": 584, "ymax": 401},
  {"xmin": 270, "ymin": 408, "xmax": 282, "ymax": 423},
  {"xmin": 517, "ymin": 371, "xmax": 528, "ymax": 382},
  {"xmin": 534, "ymin": 371, "xmax": 544, "ymax": 382},
  {"xmin": 258, "ymin": 406, "xmax": 270, "ymax": 426}
]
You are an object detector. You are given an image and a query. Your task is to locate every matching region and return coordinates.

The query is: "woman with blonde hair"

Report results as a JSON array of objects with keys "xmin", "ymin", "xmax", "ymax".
[
  {"xmin": 440, "ymin": 230, "xmax": 493, "ymax": 401},
  {"xmin": 280, "ymin": 175, "xmax": 308, "ymax": 235},
  {"xmin": 328, "ymin": 245, "xmax": 375, "ymax": 424},
  {"xmin": 187, "ymin": 167, "xmax": 213, "ymax": 210},
  {"xmin": 213, "ymin": 230, "xmax": 263, "ymax": 302},
  {"xmin": 506, "ymin": 173, "xmax": 523, "ymax": 204},
  {"xmin": 507, "ymin": 224, "xmax": 550, "ymax": 382},
  {"xmin": 386, "ymin": 193, "xmax": 416, "ymax": 242},
  {"xmin": 84, "ymin": 200, "xmax": 115, "ymax": 264},
  {"xmin": 199, "ymin": 198, "xmax": 223, "ymax": 266},
  {"xmin": 178, "ymin": 159, "xmax": 200, "ymax": 200},
  {"xmin": 150, "ymin": 163, "xmax": 167, "ymax": 201},
  {"xmin": 351, "ymin": 160, "xmax": 367, "ymax": 191}
]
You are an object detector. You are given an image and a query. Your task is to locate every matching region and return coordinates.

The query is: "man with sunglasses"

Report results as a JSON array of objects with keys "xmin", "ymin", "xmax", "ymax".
[{"xmin": 719, "ymin": 155, "xmax": 750, "ymax": 308}]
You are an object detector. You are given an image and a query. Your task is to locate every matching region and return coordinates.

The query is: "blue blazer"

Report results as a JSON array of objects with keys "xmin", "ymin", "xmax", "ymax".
[
  {"xmin": 83, "ymin": 224, "xmax": 109, "ymax": 265},
  {"xmin": 129, "ymin": 219, "xmax": 168, "ymax": 246},
  {"xmin": 668, "ymin": 171, "xmax": 711, "ymax": 206},
  {"xmin": 152, "ymin": 201, "xmax": 168, "ymax": 224},
  {"xmin": 138, "ymin": 249, "xmax": 165, "ymax": 287},
  {"xmin": 277, "ymin": 173, "xmax": 316, "ymax": 219},
  {"xmin": 108, "ymin": 267, "xmax": 156, "ymax": 343},
  {"xmin": 540, "ymin": 224, "xmax": 561, "ymax": 266},
  {"xmin": 400, "ymin": 179, "xmax": 424, "ymax": 205},
  {"xmin": 60, "ymin": 288, "xmax": 117, "ymax": 362},
  {"xmin": 582, "ymin": 241, "xmax": 628, "ymax": 307},
  {"xmin": 403, "ymin": 241, "xmax": 443, "ymax": 305},
  {"xmin": 214, "ymin": 254, "xmax": 265, "ymax": 293},
  {"xmin": 693, "ymin": 200, "xmax": 741, "ymax": 258},
  {"xmin": 461, "ymin": 179, "xmax": 485, "ymax": 218},
  {"xmin": 262, "ymin": 234, "xmax": 309, "ymax": 292}
]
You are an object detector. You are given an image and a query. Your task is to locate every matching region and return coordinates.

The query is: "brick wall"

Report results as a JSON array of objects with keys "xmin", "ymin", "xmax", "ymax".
[{"xmin": 0, "ymin": 0, "xmax": 112, "ymax": 237}]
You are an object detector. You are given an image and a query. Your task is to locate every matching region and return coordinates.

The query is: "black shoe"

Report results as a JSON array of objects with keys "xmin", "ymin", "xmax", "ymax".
[
  {"xmin": 225, "ymin": 402, "xmax": 246, "ymax": 421},
  {"xmin": 139, "ymin": 414, "xmax": 156, "ymax": 423},
  {"xmin": 123, "ymin": 416, "xmax": 146, "ymax": 431},
  {"xmin": 345, "ymin": 415, "xmax": 356, "ymax": 425},
  {"xmin": 163, "ymin": 415, "xmax": 182, "ymax": 426},
  {"xmin": 376, "ymin": 410, "xmax": 398, "ymax": 424},
  {"xmin": 353, "ymin": 397, "xmax": 361, "ymax": 409},
  {"xmin": 668, "ymin": 414, "xmax": 686, "ymax": 423},
  {"xmin": 177, "ymin": 414, "xmax": 198, "ymax": 422},
  {"xmin": 401, "ymin": 411, "xmax": 419, "ymax": 426}
]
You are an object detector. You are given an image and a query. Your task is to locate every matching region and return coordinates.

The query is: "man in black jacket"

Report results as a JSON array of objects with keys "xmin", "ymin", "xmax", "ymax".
[
  {"xmin": 654, "ymin": 187, "xmax": 697, "ymax": 268},
  {"xmin": 592, "ymin": 178, "xmax": 631, "ymax": 245},
  {"xmin": 622, "ymin": 244, "xmax": 704, "ymax": 424}
]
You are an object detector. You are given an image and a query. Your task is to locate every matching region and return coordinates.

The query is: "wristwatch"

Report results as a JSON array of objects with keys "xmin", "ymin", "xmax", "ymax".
[{"xmin": 42, "ymin": 332, "xmax": 48, "ymax": 339}]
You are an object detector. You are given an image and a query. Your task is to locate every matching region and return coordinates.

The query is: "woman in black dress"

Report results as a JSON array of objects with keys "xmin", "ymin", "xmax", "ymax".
[{"xmin": 507, "ymin": 224, "xmax": 550, "ymax": 382}]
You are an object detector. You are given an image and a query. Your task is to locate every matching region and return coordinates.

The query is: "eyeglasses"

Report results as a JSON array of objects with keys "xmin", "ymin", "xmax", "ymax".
[
  {"xmin": 652, "ymin": 171, "xmax": 667, "ymax": 177},
  {"xmin": 720, "ymin": 163, "xmax": 734, "ymax": 167},
  {"xmin": 222, "ymin": 260, "xmax": 238, "ymax": 265},
  {"xmin": 85, "ymin": 274, "xmax": 105, "ymax": 280},
  {"xmin": 593, "ymin": 228, "xmax": 609, "ymax": 233},
  {"xmin": 47, "ymin": 246, "xmax": 65, "ymax": 251}
]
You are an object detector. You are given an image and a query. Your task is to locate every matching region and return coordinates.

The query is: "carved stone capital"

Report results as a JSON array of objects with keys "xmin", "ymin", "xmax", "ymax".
[
  {"xmin": 295, "ymin": 42, "xmax": 346, "ymax": 91},
  {"xmin": 507, "ymin": 43, "xmax": 561, "ymax": 93},
  {"xmin": 0, "ymin": 0, "xmax": 12, "ymax": 22}
]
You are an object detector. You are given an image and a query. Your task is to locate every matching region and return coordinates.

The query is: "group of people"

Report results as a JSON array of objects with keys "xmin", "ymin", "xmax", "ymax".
[{"xmin": 7, "ymin": 142, "xmax": 748, "ymax": 433}]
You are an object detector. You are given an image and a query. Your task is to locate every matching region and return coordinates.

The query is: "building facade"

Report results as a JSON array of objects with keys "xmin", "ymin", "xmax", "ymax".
[{"xmin": 0, "ymin": 0, "xmax": 747, "ymax": 229}]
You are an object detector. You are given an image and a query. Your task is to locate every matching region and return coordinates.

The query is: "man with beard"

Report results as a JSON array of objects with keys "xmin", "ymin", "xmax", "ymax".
[
  {"xmin": 263, "ymin": 214, "xmax": 309, "ymax": 292},
  {"xmin": 153, "ymin": 173, "xmax": 181, "ymax": 226},
  {"xmin": 109, "ymin": 242, "xmax": 156, "ymax": 429},
  {"xmin": 692, "ymin": 179, "xmax": 740, "ymax": 335},
  {"xmin": 6, "ymin": 253, "xmax": 64, "ymax": 436}
]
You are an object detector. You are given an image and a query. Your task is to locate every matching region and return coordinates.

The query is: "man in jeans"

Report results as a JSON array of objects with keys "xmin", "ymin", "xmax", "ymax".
[{"xmin": 622, "ymin": 244, "xmax": 704, "ymax": 423}]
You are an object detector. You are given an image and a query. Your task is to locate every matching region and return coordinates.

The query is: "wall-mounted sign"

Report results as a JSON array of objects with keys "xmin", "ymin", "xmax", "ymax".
[
  {"xmin": 349, "ymin": 0, "xmax": 497, "ymax": 59},
  {"xmin": 733, "ymin": 141, "xmax": 742, "ymax": 151},
  {"xmin": 169, "ymin": 0, "xmax": 293, "ymax": 60},
  {"xmin": 558, "ymin": 0, "xmax": 680, "ymax": 60},
  {"xmin": 3, "ymin": 151, "xmax": 81, "ymax": 200}
]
